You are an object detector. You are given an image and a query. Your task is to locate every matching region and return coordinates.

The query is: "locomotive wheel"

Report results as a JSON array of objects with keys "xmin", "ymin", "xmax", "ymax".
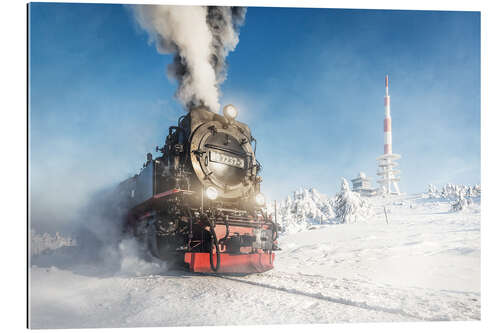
[
  {"xmin": 146, "ymin": 223, "xmax": 167, "ymax": 260},
  {"xmin": 146, "ymin": 223, "xmax": 185, "ymax": 267}
]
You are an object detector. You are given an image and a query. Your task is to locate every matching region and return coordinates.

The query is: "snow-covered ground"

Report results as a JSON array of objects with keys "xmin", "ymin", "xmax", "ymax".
[{"xmin": 29, "ymin": 189, "xmax": 480, "ymax": 328}]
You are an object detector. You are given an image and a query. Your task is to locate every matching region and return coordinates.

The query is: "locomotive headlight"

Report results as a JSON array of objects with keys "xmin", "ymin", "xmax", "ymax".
[
  {"xmin": 205, "ymin": 186, "xmax": 219, "ymax": 200},
  {"xmin": 223, "ymin": 104, "xmax": 238, "ymax": 119},
  {"xmin": 255, "ymin": 192, "xmax": 266, "ymax": 206}
]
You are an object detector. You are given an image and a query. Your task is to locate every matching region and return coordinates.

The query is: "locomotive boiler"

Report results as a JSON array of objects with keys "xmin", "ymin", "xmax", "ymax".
[{"xmin": 117, "ymin": 105, "xmax": 278, "ymax": 273}]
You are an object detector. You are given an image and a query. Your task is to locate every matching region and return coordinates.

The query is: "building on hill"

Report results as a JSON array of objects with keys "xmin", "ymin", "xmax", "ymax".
[{"xmin": 351, "ymin": 172, "xmax": 377, "ymax": 196}]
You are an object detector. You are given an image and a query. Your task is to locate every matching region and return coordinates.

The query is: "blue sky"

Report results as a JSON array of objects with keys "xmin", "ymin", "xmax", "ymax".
[{"xmin": 29, "ymin": 3, "xmax": 480, "ymax": 230}]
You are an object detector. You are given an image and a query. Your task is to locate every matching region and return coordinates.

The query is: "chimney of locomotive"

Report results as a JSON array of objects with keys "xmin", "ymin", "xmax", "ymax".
[{"xmin": 376, "ymin": 75, "xmax": 402, "ymax": 195}]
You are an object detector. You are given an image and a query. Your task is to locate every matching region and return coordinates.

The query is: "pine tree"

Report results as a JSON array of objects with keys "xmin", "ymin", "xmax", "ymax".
[
  {"xmin": 334, "ymin": 178, "xmax": 372, "ymax": 224},
  {"xmin": 451, "ymin": 190, "xmax": 471, "ymax": 212}
]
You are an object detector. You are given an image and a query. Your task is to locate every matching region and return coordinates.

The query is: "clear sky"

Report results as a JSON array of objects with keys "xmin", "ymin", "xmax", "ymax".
[{"xmin": 29, "ymin": 3, "xmax": 480, "ymax": 231}]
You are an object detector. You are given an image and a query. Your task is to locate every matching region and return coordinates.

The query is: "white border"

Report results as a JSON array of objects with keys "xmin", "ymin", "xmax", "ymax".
[{"xmin": 2, "ymin": 0, "xmax": 497, "ymax": 332}]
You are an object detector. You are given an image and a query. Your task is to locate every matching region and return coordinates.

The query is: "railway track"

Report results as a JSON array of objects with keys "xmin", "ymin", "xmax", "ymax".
[{"xmin": 189, "ymin": 271, "xmax": 431, "ymax": 321}]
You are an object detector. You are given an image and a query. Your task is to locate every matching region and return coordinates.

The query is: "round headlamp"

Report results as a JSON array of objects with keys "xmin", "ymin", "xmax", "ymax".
[
  {"xmin": 205, "ymin": 186, "xmax": 218, "ymax": 200},
  {"xmin": 255, "ymin": 192, "xmax": 266, "ymax": 206},
  {"xmin": 223, "ymin": 104, "xmax": 238, "ymax": 119}
]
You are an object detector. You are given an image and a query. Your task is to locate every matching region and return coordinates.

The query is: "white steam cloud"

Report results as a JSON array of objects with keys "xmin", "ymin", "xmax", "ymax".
[{"xmin": 132, "ymin": 5, "xmax": 246, "ymax": 113}]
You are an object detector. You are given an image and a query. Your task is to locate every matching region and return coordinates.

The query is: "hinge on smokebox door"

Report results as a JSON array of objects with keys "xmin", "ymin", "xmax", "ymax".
[
  {"xmin": 208, "ymin": 125, "xmax": 217, "ymax": 135},
  {"xmin": 193, "ymin": 149, "xmax": 205, "ymax": 157}
]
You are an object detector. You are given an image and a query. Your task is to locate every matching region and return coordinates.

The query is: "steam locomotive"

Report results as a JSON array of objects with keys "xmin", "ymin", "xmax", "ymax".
[{"xmin": 117, "ymin": 105, "xmax": 278, "ymax": 273}]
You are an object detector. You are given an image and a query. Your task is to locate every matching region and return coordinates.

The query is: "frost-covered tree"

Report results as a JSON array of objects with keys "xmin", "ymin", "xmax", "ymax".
[
  {"xmin": 272, "ymin": 188, "xmax": 337, "ymax": 233},
  {"xmin": 473, "ymin": 184, "xmax": 481, "ymax": 196},
  {"xmin": 427, "ymin": 184, "xmax": 439, "ymax": 198},
  {"xmin": 451, "ymin": 190, "xmax": 472, "ymax": 212},
  {"xmin": 438, "ymin": 183, "xmax": 481, "ymax": 201},
  {"xmin": 334, "ymin": 178, "xmax": 372, "ymax": 224},
  {"xmin": 30, "ymin": 229, "xmax": 76, "ymax": 256}
]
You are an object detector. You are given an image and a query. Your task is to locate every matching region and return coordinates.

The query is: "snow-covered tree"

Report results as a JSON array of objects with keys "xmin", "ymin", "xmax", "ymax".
[
  {"xmin": 272, "ymin": 187, "xmax": 337, "ymax": 233},
  {"xmin": 473, "ymin": 184, "xmax": 481, "ymax": 196},
  {"xmin": 437, "ymin": 184, "xmax": 481, "ymax": 201},
  {"xmin": 451, "ymin": 190, "xmax": 472, "ymax": 212},
  {"xmin": 334, "ymin": 178, "xmax": 372, "ymax": 224},
  {"xmin": 427, "ymin": 184, "xmax": 439, "ymax": 198},
  {"xmin": 30, "ymin": 229, "xmax": 76, "ymax": 256}
]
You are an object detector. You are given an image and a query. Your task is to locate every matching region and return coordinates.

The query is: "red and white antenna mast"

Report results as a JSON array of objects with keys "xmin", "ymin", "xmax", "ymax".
[{"xmin": 376, "ymin": 75, "xmax": 401, "ymax": 195}]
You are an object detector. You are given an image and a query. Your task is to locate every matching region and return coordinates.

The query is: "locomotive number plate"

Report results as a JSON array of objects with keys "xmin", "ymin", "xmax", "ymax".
[{"xmin": 209, "ymin": 151, "xmax": 245, "ymax": 169}]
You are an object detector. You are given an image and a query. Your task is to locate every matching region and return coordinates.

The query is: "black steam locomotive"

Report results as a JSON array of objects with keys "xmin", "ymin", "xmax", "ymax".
[{"xmin": 117, "ymin": 105, "xmax": 278, "ymax": 273}]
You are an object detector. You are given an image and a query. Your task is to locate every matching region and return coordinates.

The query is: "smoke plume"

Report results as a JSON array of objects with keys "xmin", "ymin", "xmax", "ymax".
[{"xmin": 132, "ymin": 5, "xmax": 246, "ymax": 112}]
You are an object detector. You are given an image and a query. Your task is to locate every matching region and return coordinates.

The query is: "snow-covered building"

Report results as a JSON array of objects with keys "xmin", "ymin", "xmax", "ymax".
[{"xmin": 351, "ymin": 172, "xmax": 377, "ymax": 196}]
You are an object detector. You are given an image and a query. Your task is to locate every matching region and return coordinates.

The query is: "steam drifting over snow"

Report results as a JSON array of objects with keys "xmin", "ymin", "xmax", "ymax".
[{"xmin": 30, "ymin": 185, "xmax": 170, "ymax": 278}]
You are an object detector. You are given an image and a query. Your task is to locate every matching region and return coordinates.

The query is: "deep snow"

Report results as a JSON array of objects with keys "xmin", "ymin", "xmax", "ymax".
[{"xmin": 29, "ymin": 188, "xmax": 480, "ymax": 328}]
